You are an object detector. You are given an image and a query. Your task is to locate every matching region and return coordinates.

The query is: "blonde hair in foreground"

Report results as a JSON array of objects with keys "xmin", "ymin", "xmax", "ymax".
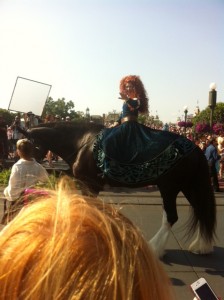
[{"xmin": 0, "ymin": 177, "xmax": 174, "ymax": 300}]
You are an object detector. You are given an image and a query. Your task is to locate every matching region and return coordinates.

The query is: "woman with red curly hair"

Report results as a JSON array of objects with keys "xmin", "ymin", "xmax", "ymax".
[
  {"xmin": 113, "ymin": 75, "xmax": 149, "ymax": 126},
  {"xmin": 94, "ymin": 75, "xmax": 157, "ymax": 181}
]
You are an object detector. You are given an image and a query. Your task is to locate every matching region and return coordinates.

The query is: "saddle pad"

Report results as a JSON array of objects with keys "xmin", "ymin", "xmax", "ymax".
[{"xmin": 93, "ymin": 123, "xmax": 196, "ymax": 184}]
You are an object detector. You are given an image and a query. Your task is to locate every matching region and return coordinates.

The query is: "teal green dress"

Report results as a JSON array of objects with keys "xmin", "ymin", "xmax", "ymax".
[{"xmin": 93, "ymin": 99, "xmax": 196, "ymax": 184}]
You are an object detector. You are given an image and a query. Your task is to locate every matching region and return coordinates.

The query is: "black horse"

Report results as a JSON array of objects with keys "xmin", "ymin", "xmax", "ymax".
[{"xmin": 20, "ymin": 122, "xmax": 216, "ymax": 257}]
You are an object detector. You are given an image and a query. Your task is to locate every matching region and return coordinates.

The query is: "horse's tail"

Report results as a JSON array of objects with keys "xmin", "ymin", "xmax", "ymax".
[{"xmin": 187, "ymin": 147, "xmax": 216, "ymax": 243}]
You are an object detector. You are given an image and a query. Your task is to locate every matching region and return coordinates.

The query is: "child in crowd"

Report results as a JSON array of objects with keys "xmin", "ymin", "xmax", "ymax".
[{"xmin": 4, "ymin": 138, "xmax": 49, "ymax": 202}]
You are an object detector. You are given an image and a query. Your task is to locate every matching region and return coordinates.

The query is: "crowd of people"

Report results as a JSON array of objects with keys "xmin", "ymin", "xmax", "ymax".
[
  {"xmin": 197, "ymin": 134, "xmax": 224, "ymax": 192},
  {"xmin": 0, "ymin": 113, "xmax": 41, "ymax": 160},
  {"xmin": 0, "ymin": 112, "xmax": 71, "ymax": 161}
]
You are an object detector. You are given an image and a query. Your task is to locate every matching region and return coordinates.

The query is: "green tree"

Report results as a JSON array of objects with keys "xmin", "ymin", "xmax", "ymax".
[
  {"xmin": 0, "ymin": 109, "xmax": 16, "ymax": 126},
  {"xmin": 192, "ymin": 103, "xmax": 224, "ymax": 125},
  {"xmin": 138, "ymin": 113, "xmax": 163, "ymax": 127},
  {"xmin": 138, "ymin": 114, "xmax": 148, "ymax": 124},
  {"xmin": 42, "ymin": 97, "xmax": 81, "ymax": 120}
]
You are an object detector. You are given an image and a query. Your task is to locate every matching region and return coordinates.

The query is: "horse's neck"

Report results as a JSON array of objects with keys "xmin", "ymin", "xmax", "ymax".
[
  {"xmin": 48, "ymin": 134, "xmax": 91, "ymax": 165},
  {"xmin": 49, "ymin": 143, "xmax": 75, "ymax": 165}
]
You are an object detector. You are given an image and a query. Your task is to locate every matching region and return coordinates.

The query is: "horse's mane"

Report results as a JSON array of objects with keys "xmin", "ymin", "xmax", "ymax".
[{"xmin": 35, "ymin": 121, "xmax": 105, "ymax": 132}]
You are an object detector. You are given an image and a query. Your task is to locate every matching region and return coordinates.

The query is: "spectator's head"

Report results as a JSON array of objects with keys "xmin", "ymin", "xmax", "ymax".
[
  {"xmin": 0, "ymin": 178, "xmax": 174, "ymax": 300},
  {"xmin": 217, "ymin": 136, "xmax": 224, "ymax": 146},
  {"xmin": 207, "ymin": 137, "xmax": 216, "ymax": 145},
  {"xmin": 55, "ymin": 115, "xmax": 61, "ymax": 121},
  {"xmin": 14, "ymin": 115, "xmax": 20, "ymax": 124},
  {"xmin": 16, "ymin": 138, "xmax": 34, "ymax": 159}
]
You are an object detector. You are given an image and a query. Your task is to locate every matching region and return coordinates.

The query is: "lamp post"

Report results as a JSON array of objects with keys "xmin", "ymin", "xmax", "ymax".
[
  {"xmin": 112, "ymin": 109, "xmax": 116, "ymax": 122},
  {"xmin": 86, "ymin": 107, "xmax": 90, "ymax": 121},
  {"xmin": 208, "ymin": 83, "xmax": 217, "ymax": 134},
  {"xmin": 183, "ymin": 106, "xmax": 188, "ymax": 136}
]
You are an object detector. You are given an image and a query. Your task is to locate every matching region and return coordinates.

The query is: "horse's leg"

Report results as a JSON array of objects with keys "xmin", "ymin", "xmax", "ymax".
[
  {"xmin": 149, "ymin": 186, "xmax": 179, "ymax": 258},
  {"xmin": 178, "ymin": 148, "xmax": 215, "ymax": 254},
  {"xmin": 149, "ymin": 210, "xmax": 171, "ymax": 258},
  {"xmin": 181, "ymin": 187, "xmax": 214, "ymax": 254},
  {"xmin": 188, "ymin": 228, "xmax": 213, "ymax": 254}
]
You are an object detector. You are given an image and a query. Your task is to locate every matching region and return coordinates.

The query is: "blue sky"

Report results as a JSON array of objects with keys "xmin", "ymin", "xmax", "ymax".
[{"xmin": 0, "ymin": 0, "xmax": 223, "ymax": 122}]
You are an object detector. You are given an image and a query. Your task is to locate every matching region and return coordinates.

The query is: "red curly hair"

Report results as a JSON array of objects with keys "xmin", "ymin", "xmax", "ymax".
[{"xmin": 119, "ymin": 75, "xmax": 149, "ymax": 114}]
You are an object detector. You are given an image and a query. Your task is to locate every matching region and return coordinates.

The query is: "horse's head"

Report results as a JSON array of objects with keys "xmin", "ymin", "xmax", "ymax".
[
  {"xmin": 20, "ymin": 122, "xmax": 104, "ymax": 167},
  {"xmin": 32, "ymin": 138, "xmax": 49, "ymax": 162},
  {"xmin": 20, "ymin": 127, "xmax": 52, "ymax": 162}
]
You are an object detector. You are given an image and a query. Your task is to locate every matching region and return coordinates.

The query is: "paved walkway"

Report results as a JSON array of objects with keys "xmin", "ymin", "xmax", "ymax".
[
  {"xmin": 99, "ymin": 187, "xmax": 224, "ymax": 300},
  {"xmin": 0, "ymin": 186, "xmax": 223, "ymax": 299}
]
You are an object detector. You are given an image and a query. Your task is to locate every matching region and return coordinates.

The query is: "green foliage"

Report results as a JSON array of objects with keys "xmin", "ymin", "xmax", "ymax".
[
  {"xmin": 138, "ymin": 114, "xmax": 148, "ymax": 124},
  {"xmin": 0, "ymin": 167, "xmax": 79, "ymax": 191},
  {"xmin": 192, "ymin": 103, "xmax": 224, "ymax": 125},
  {"xmin": 214, "ymin": 103, "xmax": 224, "ymax": 123},
  {"xmin": 0, "ymin": 109, "xmax": 16, "ymax": 126},
  {"xmin": 138, "ymin": 114, "xmax": 163, "ymax": 126},
  {"xmin": 42, "ymin": 97, "xmax": 81, "ymax": 120},
  {"xmin": 0, "ymin": 168, "xmax": 11, "ymax": 186},
  {"xmin": 0, "ymin": 169, "xmax": 66, "ymax": 191},
  {"xmin": 35, "ymin": 172, "xmax": 60, "ymax": 190}
]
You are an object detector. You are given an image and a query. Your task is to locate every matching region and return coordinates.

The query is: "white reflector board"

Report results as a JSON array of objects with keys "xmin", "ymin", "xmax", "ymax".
[{"xmin": 8, "ymin": 77, "xmax": 52, "ymax": 116}]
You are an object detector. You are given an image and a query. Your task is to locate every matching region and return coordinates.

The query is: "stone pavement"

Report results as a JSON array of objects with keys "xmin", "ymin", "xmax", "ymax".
[
  {"xmin": 0, "ymin": 186, "xmax": 223, "ymax": 299},
  {"xmin": 99, "ymin": 187, "xmax": 224, "ymax": 300}
]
